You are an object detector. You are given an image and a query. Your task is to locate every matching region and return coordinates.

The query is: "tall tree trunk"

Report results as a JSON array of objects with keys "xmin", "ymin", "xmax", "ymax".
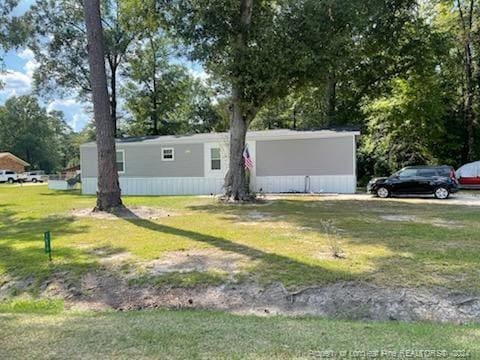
[
  {"xmin": 464, "ymin": 41, "xmax": 475, "ymax": 161},
  {"xmin": 150, "ymin": 35, "xmax": 159, "ymax": 135},
  {"xmin": 110, "ymin": 63, "xmax": 118, "ymax": 137},
  {"xmin": 224, "ymin": 0, "xmax": 254, "ymax": 201},
  {"xmin": 458, "ymin": 0, "xmax": 476, "ymax": 162},
  {"xmin": 324, "ymin": 72, "xmax": 337, "ymax": 125},
  {"xmin": 225, "ymin": 88, "xmax": 252, "ymax": 200},
  {"xmin": 292, "ymin": 105, "xmax": 298, "ymax": 130},
  {"xmin": 83, "ymin": 0, "xmax": 122, "ymax": 211},
  {"xmin": 151, "ymin": 92, "xmax": 159, "ymax": 135}
]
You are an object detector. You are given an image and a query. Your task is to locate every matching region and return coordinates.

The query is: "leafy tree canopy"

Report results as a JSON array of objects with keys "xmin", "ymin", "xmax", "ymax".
[{"xmin": 0, "ymin": 95, "xmax": 75, "ymax": 172}]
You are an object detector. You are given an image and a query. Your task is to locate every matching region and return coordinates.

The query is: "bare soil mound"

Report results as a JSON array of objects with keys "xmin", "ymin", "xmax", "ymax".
[
  {"xmin": 33, "ymin": 269, "xmax": 480, "ymax": 323},
  {"xmin": 146, "ymin": 249, "xmax": 249, "ymax": 275},
  {"xmin": 380, "ymin": 215, "xmax": 464, "ymax": 229},
  {"xmin": 72, "ymin": 206, "xmax": 175, "ymax": 220}
]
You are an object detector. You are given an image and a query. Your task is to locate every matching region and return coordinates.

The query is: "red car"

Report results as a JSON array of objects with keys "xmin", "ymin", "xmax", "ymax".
[{"xmin": 457, "ymin": 161, "xmax": 480, "ymax": 188}]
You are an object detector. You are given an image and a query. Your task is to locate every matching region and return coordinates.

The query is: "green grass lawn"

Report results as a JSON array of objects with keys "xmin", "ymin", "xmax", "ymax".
[
  {"xmin": 1, "ymin": 184, "xmax": 480, "ymax": 293},
  {"xmin": 2, "ymin": 185, "xmax": 480, "ymax": 358},
  {"xmin": 1, "ymin": 305, "xmax": 479, "ymax": 359}
]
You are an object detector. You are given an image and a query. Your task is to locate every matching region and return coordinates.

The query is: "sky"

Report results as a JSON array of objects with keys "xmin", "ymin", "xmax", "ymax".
[{"xmin": 0, "ymin": 0, "xmax": 91, "ymax": 132}]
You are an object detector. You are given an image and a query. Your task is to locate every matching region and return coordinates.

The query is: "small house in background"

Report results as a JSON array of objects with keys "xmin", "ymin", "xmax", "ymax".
[
  {"xmin": 61, "ymin": 164, "xmax": 81, "ymax": 180},
  {"xmin": 48, "ymin": 164, "xmax": 81, "ymax": 191},
  {"xmin": 0, "ymin": 152, "xmax": 29, "ymax": 173},
  {"xmin": 80, "ymin": 129, "xmax": 360, "ymax": 196}
]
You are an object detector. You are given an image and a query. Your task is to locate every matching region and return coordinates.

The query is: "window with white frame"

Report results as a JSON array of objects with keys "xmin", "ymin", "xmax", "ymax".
[
  {"xmin": 162, "ymin": 148, "xmax": 174, "ymax": 161},
  {"xmin": 116, "ymin": 150, "xmax": 125, "ymax": 173},
  {"xmin": 210, "ymin": 148, "xmax": 221, "ymax": 170}
]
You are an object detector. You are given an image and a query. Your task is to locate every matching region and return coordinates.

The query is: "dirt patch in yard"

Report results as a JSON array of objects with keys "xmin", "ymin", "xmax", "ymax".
[
  {"xmin": 430, "ymin": 219, "xmax": 465, "ymax": 229},
  {"xmin": 380, "ymin": 215, "xmax": 465, "ymax": 229},
  {"xmin": 380, "ymin": 215, "xmax": 418, "ymax": 222},
  {"xmin": 72, "ymin": 206, "xmax": 176, "ymax": 220},
  {"xmin": 229, "ymin": 211, "xmax": 292, "ymax": 228},
  {"xmin": 146, "ymin": 249, "xmax": 250, "ymax": 275},
  {"xmin": 91, "ymin": 249, "xmax": 133, "ymax": 266},
  {"xmin": 52, "ymin": 271, "xmax": 480, "ymax": 323},
  {"xmin": 3, "ymin": 265, "xmax": 479, "ymax": 323}
]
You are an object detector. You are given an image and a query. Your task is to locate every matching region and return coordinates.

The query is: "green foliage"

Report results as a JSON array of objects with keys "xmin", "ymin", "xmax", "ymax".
[
  {"xmin": 0, "ymin": 96, "xmax": 75, "ymax": 172},
  {"xmin": 121, "ymin": 35, "xmax": 223, "ymax": 135},
  {"xmin": 165, "ymin": 0, "xmax": 321, "ymax": 112},
  {"xmin": 0, "ymin": 0, "xmax": 28, "ymax": 80},
  {"xmin": 27, "ymin": 0, "xmax": 91, "ymax": 97},
  {"xmin": 357, "ymin": 1, "xmax": 479, "ymax": 178},
  {"xmin": 361, "ymin": 76, "xmax": 445, "ymax": 175},
  {"xmin": 26, "ymin": 0, "xmax": 142, "ymax": 131},
  {"xmin": 6, "ymin": 0, "xmax": 480, "ymax": 180},
  {"xmin": 3, "ymin": 2, "xmax": 30, "ymax": 50},
  {"xmin": 252, "ymin": 87, "xmax": 342, "ymax": 130}
]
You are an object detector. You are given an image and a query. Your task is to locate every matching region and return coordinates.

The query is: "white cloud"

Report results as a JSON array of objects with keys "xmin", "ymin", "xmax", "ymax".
[
  {"xmin": 24, "ymin": 58, "xmax": 38, "ymax": 78},
  {"xmin": 0, "ymin": 47, "xmax": 90, "ymax": 131},
  {"xmin": 0, "ymin": 47, "xmax": 39, "ymax": 98},
  {"xmin": 18, "ymin": 47, "xmax": 38, "ymax": 78},
  {"xmin": 0, "ymin": 70, "xmax": 32, "ymax": 97},
  {"xmin": 18, "ymin": 48, "xmax": 34, "ymax": 60},
  {"xmin": 46, "ymin": 98, "xmax": 79, "ymax": 112},
  {"xmin": 71, "ymin": 113, "xmax": 90, "ymax": 132},
  {"xmin": 189, "ymin": 68, "xmax": 210, "ymax": 83},
  {"xmin": 47, "ymin": 98, "xmax": 91, "ymax": 131}
]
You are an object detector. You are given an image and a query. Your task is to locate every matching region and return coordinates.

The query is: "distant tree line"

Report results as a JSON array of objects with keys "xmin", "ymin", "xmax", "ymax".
[{"xmin": 0, "ymin": 96, "xmax": 85, "ymax": 172}]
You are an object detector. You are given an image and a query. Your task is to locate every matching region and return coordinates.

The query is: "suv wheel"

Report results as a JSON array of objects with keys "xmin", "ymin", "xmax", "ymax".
[
  {"xmin": 32, "ymin": 178, "xmax": 37, "ymax": 183},
  {"xmin": 434, "ymin": 187, "xmax": 450, "ymax": 200},
  {"xmin": 376, "ymin": 187, "xmax": 390, "ymax": 198},
  {"xmin": 7, "ymin": 178, "xmax": 14, "ymax": 184}
]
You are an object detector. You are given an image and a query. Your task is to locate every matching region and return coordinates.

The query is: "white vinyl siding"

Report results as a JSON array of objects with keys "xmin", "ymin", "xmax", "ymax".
[
  {"xmin": 82, "ymin": 177, "xmax": 224, "ymax": 195},
  {"xmin": 256, "ymin": 175, "xmax": 356, "ymax": 194}
]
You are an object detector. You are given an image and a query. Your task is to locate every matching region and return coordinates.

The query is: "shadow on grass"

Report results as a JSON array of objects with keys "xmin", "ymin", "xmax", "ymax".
[
  {"xmin": 119, "ymin": 208, "xmax": 354, "ymax": 288},
  {"xmin": 185, "ymin": 198, "xmax": 480, "ymax": 290},
  {"xmin": 0, "ymin": 205, "xmax": 110, "ymax": 296}
]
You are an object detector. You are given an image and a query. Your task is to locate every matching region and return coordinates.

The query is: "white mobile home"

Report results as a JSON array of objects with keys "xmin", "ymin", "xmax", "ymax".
[{"xmin": 80, "ymin": 129, "xmax": 359, "ymax": 195}]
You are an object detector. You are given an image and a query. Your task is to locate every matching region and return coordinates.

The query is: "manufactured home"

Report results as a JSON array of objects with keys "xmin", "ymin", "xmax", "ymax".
[{"xmin": 80, "ymin": 129, "xmax": 359, "ymax": 195}]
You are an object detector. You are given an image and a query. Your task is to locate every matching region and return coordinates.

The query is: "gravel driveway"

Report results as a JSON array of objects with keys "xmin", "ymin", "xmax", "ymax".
[{"xmin": 266, "ymin": 191, "xmax": 480, "ymax": 206}]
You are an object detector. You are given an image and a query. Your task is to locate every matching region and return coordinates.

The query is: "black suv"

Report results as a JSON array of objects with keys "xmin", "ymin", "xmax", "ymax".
[{"xmin": 367, "ymin": 166, "xmax": 459, "ymax": 199}]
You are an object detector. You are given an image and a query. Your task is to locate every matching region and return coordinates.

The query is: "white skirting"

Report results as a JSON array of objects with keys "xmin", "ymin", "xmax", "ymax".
[
  {"xmin": 82, "ymin": 175, "xmax": 356, "ymax": 195},
  {"xmin": 255, "ymin": 175, "xmax": 356, "ymax": 194},
  {"xmin": 48, "ymin": 180, "xmax": 78, "ymax": 191},
  {"xmin": 81, "ymin": 177, "xmax": 224, "ymax": 195}
]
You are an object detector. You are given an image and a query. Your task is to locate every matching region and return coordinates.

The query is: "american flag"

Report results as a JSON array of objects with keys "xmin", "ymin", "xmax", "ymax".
[{"xmin": 243, "ymin": 145, "xmax": 254, "ymax": 170}]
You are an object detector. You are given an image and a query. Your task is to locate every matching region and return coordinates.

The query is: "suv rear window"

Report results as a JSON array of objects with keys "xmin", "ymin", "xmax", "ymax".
[
  {"xmin": 437, "ymin": 168, "xmax": 452, "ymax": 177},
  {"xmin": 5, "ymin": 171, "xmax": 14, "ymax": 175}
]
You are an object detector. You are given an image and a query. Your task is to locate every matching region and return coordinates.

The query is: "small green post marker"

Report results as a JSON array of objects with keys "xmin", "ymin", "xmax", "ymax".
[{"xmin": 44, "ymin": 231, "xmax": 52, "ymax": 261}]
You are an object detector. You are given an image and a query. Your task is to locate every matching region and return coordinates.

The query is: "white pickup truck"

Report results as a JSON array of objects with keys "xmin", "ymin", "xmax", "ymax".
[
  {"xmin": 0, "ymin": 169, "xmax": 19, "ymax": 183},
  {"xmin": 25, "ymin": 170, "xmax": 48, "ymax": 183}
]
